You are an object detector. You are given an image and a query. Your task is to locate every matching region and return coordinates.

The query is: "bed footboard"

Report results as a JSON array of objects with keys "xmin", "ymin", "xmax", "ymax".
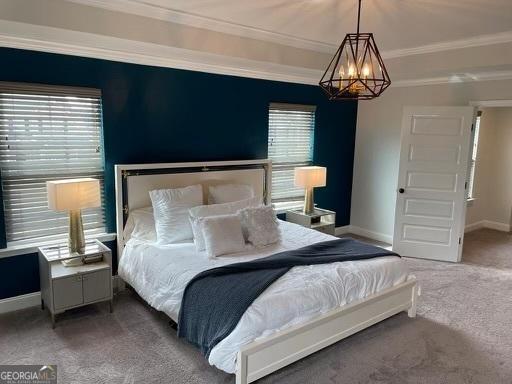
[{"xmin": 236, "ymin": 278, "xmax": 419, "ymax": 384}]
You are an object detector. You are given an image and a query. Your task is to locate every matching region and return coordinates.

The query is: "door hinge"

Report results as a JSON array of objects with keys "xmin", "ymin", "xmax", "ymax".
[
  {"xmin": 471, "ymin": 123, "xmax": 474, "ymax": 131},
  {"xmin": 458, "ymin": 237, "xmax": 462, "ymax": 245},
  {"xmin": 465, "ymin": 181, "xmax": 468, "ymax": 190}
]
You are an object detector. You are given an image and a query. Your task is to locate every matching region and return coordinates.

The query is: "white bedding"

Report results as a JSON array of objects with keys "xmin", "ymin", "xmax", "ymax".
[{"xmin": 118, "ymin": 220, "xmax": 409, "ymax": 373}]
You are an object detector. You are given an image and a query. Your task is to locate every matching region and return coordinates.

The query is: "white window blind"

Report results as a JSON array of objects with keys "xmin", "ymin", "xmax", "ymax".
[
  {"xmin": 0, "ymin": 82, "xmax": 106, "ymax": 245},
  {"xmin": 268, "ymin": 103, "xmax": 315, "ymax": 207}
]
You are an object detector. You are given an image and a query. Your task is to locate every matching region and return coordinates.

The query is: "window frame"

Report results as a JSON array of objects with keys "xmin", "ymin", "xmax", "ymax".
[
  {"xmin": 267, "ymin": 103, "xmax": 316, "ymax": 212},
  {"xmin": 0, "ymin": 82, "xmax": 108, "ymax": 250}
]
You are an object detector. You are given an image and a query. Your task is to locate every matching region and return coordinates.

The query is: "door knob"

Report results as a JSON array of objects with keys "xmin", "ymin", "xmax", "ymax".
[{"xmin": 399, "ymin": 188, "xmax": 405, "ymax": 194}]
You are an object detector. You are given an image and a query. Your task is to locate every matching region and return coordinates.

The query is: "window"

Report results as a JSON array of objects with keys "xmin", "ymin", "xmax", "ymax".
[
  {"xmin": 0, "ymin": 82, "xmax": 106, "ymax": 245},
  {"xmin": 467, "ymin": 111, "xmax": 482, "ymax": 200},
  {"xmin": 268, "ymin": 103, "xmax": 315, "ymax": 209}
]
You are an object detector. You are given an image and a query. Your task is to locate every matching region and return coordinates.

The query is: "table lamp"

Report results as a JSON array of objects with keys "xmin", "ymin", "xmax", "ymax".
[
  {"xmin": 47, "ymin": 178, "xmax": 101, "ymax": 255},
  {"xmin": 294, "ymin": 166, "xmax": 327, "ymax": 215}
]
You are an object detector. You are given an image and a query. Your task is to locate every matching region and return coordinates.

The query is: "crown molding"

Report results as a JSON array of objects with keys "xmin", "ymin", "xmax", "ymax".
[
  {"xmin": 67, "ymin": 0, "xmax": 512, "ymax": 60},
  {"xmin": 0, "ymin": 20, "xmax": 322, "ymax": 86},
  {"xmin": 469, "ymin": 99, "xmax": 512, "ymax": 108},
  {"xmin": 67, "ymin": 0, "xmax": 337, "ymax": 54},
  {"xmin": 2, "ymin": 20, "xmax": 512, "ymax": 89},
  {"xmin": 392, "ymin": 70, "xmax": 512, "ymax": 87},
  {"xmin": 383, "ymin": 30, "xmax": 512, "ymax": 59}
]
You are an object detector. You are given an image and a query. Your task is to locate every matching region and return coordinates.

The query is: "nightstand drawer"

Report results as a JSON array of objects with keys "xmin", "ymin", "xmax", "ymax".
[
  {"xmin": 83, "ymin": 269, "xmax": 111, "ymax": 304},
  {"xmin": 53, "ymin": 275, "xmax": 83, "ymax": 310}
]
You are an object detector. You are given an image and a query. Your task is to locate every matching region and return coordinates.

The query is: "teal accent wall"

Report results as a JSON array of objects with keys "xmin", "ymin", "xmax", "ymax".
[{"xmin": 0, "ymin": 47, "xmax": 357, "ymax": 300}]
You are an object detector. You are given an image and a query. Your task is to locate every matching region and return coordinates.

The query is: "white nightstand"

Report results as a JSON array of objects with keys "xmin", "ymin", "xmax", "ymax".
[
  {"xmin": 38, "ymin": 240, "xmax": 113, "ymax": 328},
  {"xmin": 285, "ymin": 208, "xmax": 336, "ymax": 235}
]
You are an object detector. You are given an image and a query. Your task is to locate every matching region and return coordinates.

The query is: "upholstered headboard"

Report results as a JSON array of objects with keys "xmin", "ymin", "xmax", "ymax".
[{"xmin": 114, "ymin": 159, "xmax": 272, "ymax": 259}]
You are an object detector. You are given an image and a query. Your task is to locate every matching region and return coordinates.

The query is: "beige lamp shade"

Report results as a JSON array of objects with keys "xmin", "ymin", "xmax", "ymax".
[
  {"xmin": 47, "ymin": 178, "xmax": 101, "ymax": 211},
  {"xmin": 294, "ymin": 166, "xmax": 327, "ymax": 188}
]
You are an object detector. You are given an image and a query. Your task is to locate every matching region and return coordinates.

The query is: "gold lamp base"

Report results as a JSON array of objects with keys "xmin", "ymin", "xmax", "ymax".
[
  {"xmin": 303, "ymin": 187, "xmax": 315, "ymax": 215},
  {"xmin": 68, "ymin": 209, "xmax": 85, "ymax": 254}
]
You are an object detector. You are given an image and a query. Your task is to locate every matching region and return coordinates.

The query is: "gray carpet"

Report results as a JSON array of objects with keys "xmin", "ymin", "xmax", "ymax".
[{"xmin": 1, "ymin": 229, "xmax": 511, "ymax": 383}]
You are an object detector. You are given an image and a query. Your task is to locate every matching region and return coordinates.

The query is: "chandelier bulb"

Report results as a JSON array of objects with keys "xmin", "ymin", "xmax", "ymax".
[{"xmin": 362, "ymin": 64, "xmax": 370, "ymax": 78}]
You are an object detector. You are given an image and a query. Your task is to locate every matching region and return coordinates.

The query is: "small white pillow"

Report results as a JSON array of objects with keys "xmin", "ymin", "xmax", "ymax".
[
  {"xmin": 123, "ymin": 206, "xmax": 156, "ymax": 242},
  {"xmin": 208, "ymin": 184, "xmax": 254, "ymax": 204},
  {"xmin": 149, "ymin": 184, "xmax": 203, "ymax": 244},
  {"xmin": 189, "ymin": 196, "xmax": 261, "ymax": 251},
  {"xmin": 239, "ymin": 205, "xmax": 280, "ymax": 247},
  {"xmin": 201, "ymin": 214, "xmax": 246, "ymax": 258}
]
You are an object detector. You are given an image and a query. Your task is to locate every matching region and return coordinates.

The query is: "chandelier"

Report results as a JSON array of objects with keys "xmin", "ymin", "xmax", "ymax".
[{"xmin": 319, "ymin": 0, "xmax": 391, "ymax": 100}]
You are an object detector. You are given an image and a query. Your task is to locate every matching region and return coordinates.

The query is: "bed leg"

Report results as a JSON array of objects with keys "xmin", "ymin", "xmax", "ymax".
[
  {"xmin": 236, "ymin": 352, "xmax": 248, "ymax": 384},
  {"xmin": 114, "ymin": 278, "xmax": 126, "ymax": 293},
  {"xmin": 407, "ymin": 284, "xmax": 419, "ymax": 318}
]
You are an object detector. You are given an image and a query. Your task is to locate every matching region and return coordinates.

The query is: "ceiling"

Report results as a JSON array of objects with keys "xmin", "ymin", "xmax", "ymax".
[
  {"xmin": 2, "ymin": 0, "xmax": 512, "ymax": 86},
  {"xmin": 129, "ymin": 0, "xmax": 512, "ymax": 51}
]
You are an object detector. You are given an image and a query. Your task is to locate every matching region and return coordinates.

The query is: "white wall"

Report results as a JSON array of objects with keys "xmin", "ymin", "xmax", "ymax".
[
  {"xmin": 466, "ymin": 108, "xmax": 512, "ymax": 230},
  {"xmin": 351, "ymin": 79, "xmax": 512, "ymax": 239},
  {"xmin": 490, "ymin": 108, "xmax": 512, "ymax": 227}
]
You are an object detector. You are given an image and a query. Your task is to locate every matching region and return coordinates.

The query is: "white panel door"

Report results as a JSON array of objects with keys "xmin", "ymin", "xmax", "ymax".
[{"xmin": 393, "ymin": 106, "xmax": 474, "ymax": 262}]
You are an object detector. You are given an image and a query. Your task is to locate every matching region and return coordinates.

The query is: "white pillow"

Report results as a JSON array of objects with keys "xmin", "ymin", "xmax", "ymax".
[
  {"xmin": 189, "ymin": 196, "xmax": 261, "ymax": 251},
  {"xmin": 238, "ymin": 205, "xmax": 280, "ymax": 247},
  {"xmin": 149, "ymin": 184, "xmax": 203, "ymax": 244},
  {"xmin": 208, "ymin": 184, "xmax": 254, "ymax": 204},
  {"xmin": 123, "ymin": 206, "xmax": 156, "ymax": 242},
  {"xmin": 201, "ymin": 214, "xmax": 246, "ymax": 258}
]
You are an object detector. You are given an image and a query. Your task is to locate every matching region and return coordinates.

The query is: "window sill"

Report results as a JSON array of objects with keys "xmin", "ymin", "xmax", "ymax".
[{"xmin": 0, "ymin": 232, "xmax": 117, "ymax": 259}]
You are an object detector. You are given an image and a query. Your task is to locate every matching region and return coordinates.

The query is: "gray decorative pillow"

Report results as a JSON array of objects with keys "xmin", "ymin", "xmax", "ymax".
[
  {"xmin": 200, "ymin": 214, "xmax": 246, "ymax": 258},
  {"xmin": 189, "ymin": 196, "xmax": 261, "ymax": 251},
  {"xmin": 238, "ymin": 205, "xmax": 280, "ymax": 247}
]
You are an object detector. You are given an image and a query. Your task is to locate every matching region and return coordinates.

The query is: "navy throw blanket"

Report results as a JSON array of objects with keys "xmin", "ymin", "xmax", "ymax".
[{"xmin": 177, "ymin": 238, "xmax": 398, "ymax": 357}]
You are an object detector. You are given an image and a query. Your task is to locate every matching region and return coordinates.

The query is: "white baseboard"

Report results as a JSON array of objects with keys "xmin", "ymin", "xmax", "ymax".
[
  {"xmin": 0, "ymin": 292, "xmax": 41, "ymax": 314},
  {"xmin": 334, "ymin": 225, "xmax": 353, "ymax": 236},
  {"xmin": 483, "ymin": 220, "xmax": 511, "ymax": 232},
  {"xmin": 335, "ymin": 225, "xmax": 393, "ymax": 245},
  {"xmin": 350, "ymin": 226, "xmax": 393, "ymax": 244},
  {"xmin": 465, "ymin": 221, "xmax": 485, "ymax": 233},
  {"xmin": 465, "ymin": 220, "xmax": 510, "ymax": 233}
]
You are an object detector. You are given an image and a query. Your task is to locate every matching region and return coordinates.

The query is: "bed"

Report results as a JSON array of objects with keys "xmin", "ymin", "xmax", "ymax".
[{"xmin": 114, "ymin": 159, "xmax": 419, "ymax": 384}]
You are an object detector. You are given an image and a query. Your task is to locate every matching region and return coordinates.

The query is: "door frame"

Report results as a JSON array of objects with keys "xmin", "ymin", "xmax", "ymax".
[
  {"xmin": 456, "ymin": 99, "xmax": 512, "ymax": 258},
  {"xmin": 388, "ymin": 100, "xmax": 512, "ymax": 258},
  {"xmin": 463, "ymin": 99, "xmax": 512, "ymax": 237},
  {"xmin": 458, "ymin": 107, "xmax": 479, "ymax": 261}
]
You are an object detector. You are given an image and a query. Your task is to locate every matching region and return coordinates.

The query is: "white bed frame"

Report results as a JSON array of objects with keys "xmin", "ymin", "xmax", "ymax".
[{"xmin": 114, "ymin": 159, "xmax": 420, "ymax": 384}]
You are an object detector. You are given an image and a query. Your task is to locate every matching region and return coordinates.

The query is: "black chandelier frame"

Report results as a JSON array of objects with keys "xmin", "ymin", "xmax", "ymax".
[{"xmin": 319, "ymin": 0, "xmax": 391, "ymax": 100}]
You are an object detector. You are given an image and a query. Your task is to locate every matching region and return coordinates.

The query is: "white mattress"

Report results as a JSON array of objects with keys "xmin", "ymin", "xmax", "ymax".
[{"xmin": 118, "ymin": 220, "xmax": 409, "ymax": 373}]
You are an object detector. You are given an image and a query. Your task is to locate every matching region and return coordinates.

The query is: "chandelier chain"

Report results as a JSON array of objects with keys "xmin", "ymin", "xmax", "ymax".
[{"xmin": 356, "ymin": 0, "xmax": 362, "ymax": 36}]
